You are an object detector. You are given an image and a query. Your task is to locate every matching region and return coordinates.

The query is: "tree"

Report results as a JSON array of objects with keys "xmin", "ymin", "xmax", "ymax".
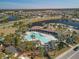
[
  {"xmin": 12, "ymin": 33, "xmax": 21, "ymax": 47},
  {"xmin": 13, "ymin": 22, "xmax": 18, "ymax": 27},
  {"xmin": 66, "ymin": 33, "xmax": 77, "ymax": 45},
  {"xmin": 17, "ymin": 41, "xmax": 36, "ymax": 52},
  {"xmin": 39, "ymin": 46, "xmax": 45, "ymax": 59},
  {"xmin": 4, "ymin": 34, "xmax": 13, "ymax": 45},
  {"xmin": 57, "ymin": 42, "xmax": 65, "ymax": 50}
]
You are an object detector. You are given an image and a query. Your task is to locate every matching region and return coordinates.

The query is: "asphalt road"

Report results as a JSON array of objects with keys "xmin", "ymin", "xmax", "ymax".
[
  {"xmin": 56, "ymin": 49, "xmax": 75, "ymax": 59},
  {"xmin": 59, "ymin": 50, "xmax": 79, "ymax": 59},
  {"xmin": 68, "ymin": 50, "xmax": 79, "ymax": 59},
  {"xmin": 56, "ymin": 44, "xmax": 79, "ymax": 59}
]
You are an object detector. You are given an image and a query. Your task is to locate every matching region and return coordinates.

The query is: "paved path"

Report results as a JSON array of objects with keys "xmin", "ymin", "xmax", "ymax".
[{"xmin": 55, "ymin": 44, "xmax": 79, "ymax": 59}]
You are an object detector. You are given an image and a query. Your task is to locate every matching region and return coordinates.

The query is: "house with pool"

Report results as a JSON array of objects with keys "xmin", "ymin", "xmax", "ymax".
[{"xmin": 23, "ymin": 31, "xmax": 58, "ymax": 50}]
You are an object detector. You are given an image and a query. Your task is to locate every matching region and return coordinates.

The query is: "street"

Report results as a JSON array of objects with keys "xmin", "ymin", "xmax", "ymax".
[
  {"xmin": 56, "ymin": 44, "xmax": 79, "ymax": 59},
  {"xmin": 68, "ymin": 50, "xmax": 79, "ymax": 59}
]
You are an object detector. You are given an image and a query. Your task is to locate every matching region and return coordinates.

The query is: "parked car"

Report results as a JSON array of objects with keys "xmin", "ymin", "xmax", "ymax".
[{"xmin": 73, "ymin": 46, "xmax": 79, "ymax": 51}]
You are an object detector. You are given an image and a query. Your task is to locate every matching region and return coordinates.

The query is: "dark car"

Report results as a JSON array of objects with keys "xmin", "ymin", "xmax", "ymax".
[{"xmin": 73, "ymin": 46, "xmax": 79, "ymax": 51}]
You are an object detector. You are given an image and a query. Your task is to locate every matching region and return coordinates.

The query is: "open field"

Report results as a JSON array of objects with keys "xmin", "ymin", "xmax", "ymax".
[
  {"xmin": 48, "ymin": 47, "xmax": 70, "ymax": 58},
  {"xmin": 0, "ymin": 27, "xmax": 17, "ymax": 35},
  {"xmin": 31, "ymin": 16, "xmax": 62, "ymax": 23}
]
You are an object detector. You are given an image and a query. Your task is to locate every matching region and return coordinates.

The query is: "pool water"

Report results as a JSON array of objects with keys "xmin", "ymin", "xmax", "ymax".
[{"xmin": 24, "ymin": 32, "xmax": 50, "ymax": 43}]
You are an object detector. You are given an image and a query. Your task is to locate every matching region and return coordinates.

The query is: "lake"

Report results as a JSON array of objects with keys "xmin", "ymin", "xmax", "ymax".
[{"xmin": 31, "ymin": 19, "xmax": 79, "ymax": 30}]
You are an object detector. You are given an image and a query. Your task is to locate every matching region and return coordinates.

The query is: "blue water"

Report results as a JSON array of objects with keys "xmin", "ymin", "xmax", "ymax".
[
  {"xmin": 24, "ymin": 32, "xmax": 50, "ymax": 43},
  {"xmin": 32, "ymin": 19, "xmax": 79, "ymax": 30},
  {"xmin": 8, "ymin": 16, "xmax": 17, "ymax": 21}
]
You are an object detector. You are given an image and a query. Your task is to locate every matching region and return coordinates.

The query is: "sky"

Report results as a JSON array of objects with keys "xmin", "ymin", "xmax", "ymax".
[{"xmin": 0, "ymin": 0, "xmax": 79, "ymax": 9}]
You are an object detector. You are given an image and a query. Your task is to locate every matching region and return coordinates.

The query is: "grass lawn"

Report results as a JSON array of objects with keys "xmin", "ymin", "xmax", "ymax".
[
  {"xmin": 0, "ymin": 27, "xmax": 17, "ymax": 36},
  {"xmin": 75, "ymin": 37, "xmax": 79, "ymax": 44},
  {"xmin": 0, "ymin": 52, "xmax": 5, "ymax": 59},
  {"xmin": 31, "ymin": 16, "xmax": 61, "ymax": 23},
  {"xmin": 48, "ymin": 47, "xmax": 70, "ymax": 59}
]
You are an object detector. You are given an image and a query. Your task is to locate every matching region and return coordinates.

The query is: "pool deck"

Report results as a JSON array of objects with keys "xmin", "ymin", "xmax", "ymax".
[{"xmin": 24, "ymin": 31, "xmax": 58, "ymax": 45}]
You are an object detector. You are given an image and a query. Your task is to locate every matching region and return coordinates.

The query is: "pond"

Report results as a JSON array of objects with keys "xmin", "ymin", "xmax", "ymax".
[
  {"xmin": 8, "ymin": 16, "xmax": 17, "ymax": 21},
  {"xmin": 32, "ymin": 19, "xmax": 79, "ymax": 30}
]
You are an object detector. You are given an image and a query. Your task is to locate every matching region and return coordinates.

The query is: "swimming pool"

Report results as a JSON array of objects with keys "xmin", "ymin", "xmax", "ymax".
[{"xmin": 24, "ymin": 31, "xmax": 57, "ymax": 44}]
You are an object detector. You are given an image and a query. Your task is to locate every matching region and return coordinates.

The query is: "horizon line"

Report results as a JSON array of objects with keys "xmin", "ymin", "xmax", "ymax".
[{"xmin": 0, "ymin": 8, "xmax": 79, "ymax": 10}]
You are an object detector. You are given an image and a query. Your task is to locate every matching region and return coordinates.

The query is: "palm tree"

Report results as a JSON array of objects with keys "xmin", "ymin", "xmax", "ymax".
[
  {"xmin": 39, "ymin": 46, "xmax": 45, "ymax": 59},
  {"xmin": 66, "ymin": 31, "xmax": 77, "ymax": 45},
  {"xmin": 13, "ymin": 33, "xmax": 22, "ymax": 47},
  {"xmin": 57, "ymin": 31, "xmax": 69, "ymax": 50},
  {"xmin": 57, "ymin": 42, "xmax": 65, "ymax": 50}
]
